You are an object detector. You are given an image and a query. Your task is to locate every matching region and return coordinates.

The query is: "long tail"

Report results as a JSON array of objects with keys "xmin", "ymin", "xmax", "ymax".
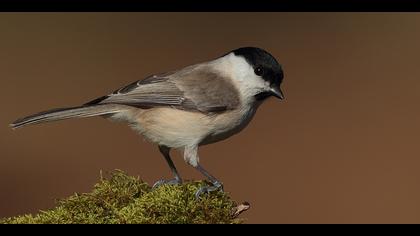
[{"xmin": 10, "ymin": 104, "xmax": 124, "ymax": 129}]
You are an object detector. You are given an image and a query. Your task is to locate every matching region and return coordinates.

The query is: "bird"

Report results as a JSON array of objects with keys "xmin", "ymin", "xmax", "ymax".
[{"xmin": 10, "ymin": 47, "xmax": 285, "ymax": 198}]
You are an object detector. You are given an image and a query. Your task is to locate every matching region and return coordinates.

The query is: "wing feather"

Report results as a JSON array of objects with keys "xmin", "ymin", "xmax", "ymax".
[{"xmin": 86, "ymin": 66, "xmax": 240, "ymax": 113}]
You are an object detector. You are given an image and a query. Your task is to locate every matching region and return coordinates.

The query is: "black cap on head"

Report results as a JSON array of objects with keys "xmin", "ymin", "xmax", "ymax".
[
  {"xmin": 232, "ymin": 47, "xmax": 283, "ymax": 85},
  {"xmin": 232, "ymin": 47, "xmax": 284, "ymax": 100}
]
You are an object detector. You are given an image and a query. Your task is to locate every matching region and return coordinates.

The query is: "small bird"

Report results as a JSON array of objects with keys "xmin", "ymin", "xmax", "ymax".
[{"xmin": 11, "ymin": 47, "xmax": 284, "ymax": 198}]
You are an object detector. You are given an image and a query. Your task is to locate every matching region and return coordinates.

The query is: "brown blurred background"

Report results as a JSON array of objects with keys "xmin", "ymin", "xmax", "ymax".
[{"xmin": 0, "ymin": 13, "xmax": 420, "ymax": 223}]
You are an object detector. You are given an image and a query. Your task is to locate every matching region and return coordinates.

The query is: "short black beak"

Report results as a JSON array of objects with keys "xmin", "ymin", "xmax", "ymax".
[{"xmin": 270, "ymin": 87, "xmax": 284, "ymax": 100}]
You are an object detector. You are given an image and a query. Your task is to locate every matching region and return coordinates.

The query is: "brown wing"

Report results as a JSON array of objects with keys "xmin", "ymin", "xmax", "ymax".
[{"xmin": 85, "ymin": 66, "xmax": 240, "ymax": 113}]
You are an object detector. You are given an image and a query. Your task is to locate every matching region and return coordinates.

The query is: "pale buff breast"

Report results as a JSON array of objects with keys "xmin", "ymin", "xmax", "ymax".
[
  {"xmin": 126, "ymin": 105, "xmax": 258, "ymax": 149},
  {"xmin": 200, "ymin": 105, "xmax": 258, "ymax": 145},
  {"xmin": 131, "ymin": 107, "xmax": 213, "ymax": 148}
]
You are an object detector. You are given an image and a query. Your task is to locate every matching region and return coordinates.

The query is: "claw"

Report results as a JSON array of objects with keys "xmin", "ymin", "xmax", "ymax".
[
  {"xmin": 195, "ymin": 181, "xmax": 224, "ymax": 199},
  {"xmin": 152, "ymin": 178, "xmax": 182, "ymax": 189}
]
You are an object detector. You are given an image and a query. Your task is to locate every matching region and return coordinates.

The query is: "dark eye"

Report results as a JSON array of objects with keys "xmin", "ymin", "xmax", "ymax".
[{"xmin": 254, "ymin": 67, "xmax": 264, "ymax": 76}]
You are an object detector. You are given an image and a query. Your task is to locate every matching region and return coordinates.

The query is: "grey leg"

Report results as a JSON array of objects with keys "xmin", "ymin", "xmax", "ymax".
[
  {"xmin": 194, "ymin": 164, "xmax": 224, "ymax": 199},
  {"xmin": 152, "ymin": 145, "xmax": 182, "ymax": 189},
  {"xmin": 183, "ymin": 145, "xmax": 223, "ymax": 199}
]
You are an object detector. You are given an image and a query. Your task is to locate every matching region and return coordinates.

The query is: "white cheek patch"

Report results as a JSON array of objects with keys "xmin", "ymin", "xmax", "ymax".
[{"xmin": 220, "ymin": 53, "xmax": 269, "ymax": 98}]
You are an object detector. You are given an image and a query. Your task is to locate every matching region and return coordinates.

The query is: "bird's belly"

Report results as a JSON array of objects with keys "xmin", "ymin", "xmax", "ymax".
[
  {"xmin": 114, "ymin": 105, "xmax": 257, "ymax": 149},
  {"xmin": 128, "ymin": 107, "xmax": 214, "ymax": 149}
]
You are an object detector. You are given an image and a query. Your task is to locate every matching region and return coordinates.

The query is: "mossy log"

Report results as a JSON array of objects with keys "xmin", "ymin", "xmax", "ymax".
[{"xmin": 1, "ymin": 170, "xmax": 249, "ymax": 224}]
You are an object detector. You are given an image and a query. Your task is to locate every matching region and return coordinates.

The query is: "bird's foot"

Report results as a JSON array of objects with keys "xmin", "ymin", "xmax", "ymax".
[
  {"xmin": 152, "ymin": 178, "xmax": 182, "ymax": 189},
  {"xmin": 195, "ymin": 181, "xmax": 224, "ymax": 199}
]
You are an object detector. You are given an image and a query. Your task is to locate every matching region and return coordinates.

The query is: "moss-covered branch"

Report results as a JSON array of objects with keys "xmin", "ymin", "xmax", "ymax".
[{"xmin": 1, "ymin": 170, "xmax": 248, "ymax": 224}]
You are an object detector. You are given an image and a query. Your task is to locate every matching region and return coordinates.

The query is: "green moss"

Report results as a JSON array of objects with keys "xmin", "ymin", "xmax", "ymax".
[{"xmin": 1, "ymin": 170, "xmax": 244, "ymax": 224}]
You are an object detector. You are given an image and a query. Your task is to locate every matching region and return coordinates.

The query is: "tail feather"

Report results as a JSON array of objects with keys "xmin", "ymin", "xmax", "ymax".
[{"xmin": 10, "ymin": 104, "xmax": 124, "ymax": 129}]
